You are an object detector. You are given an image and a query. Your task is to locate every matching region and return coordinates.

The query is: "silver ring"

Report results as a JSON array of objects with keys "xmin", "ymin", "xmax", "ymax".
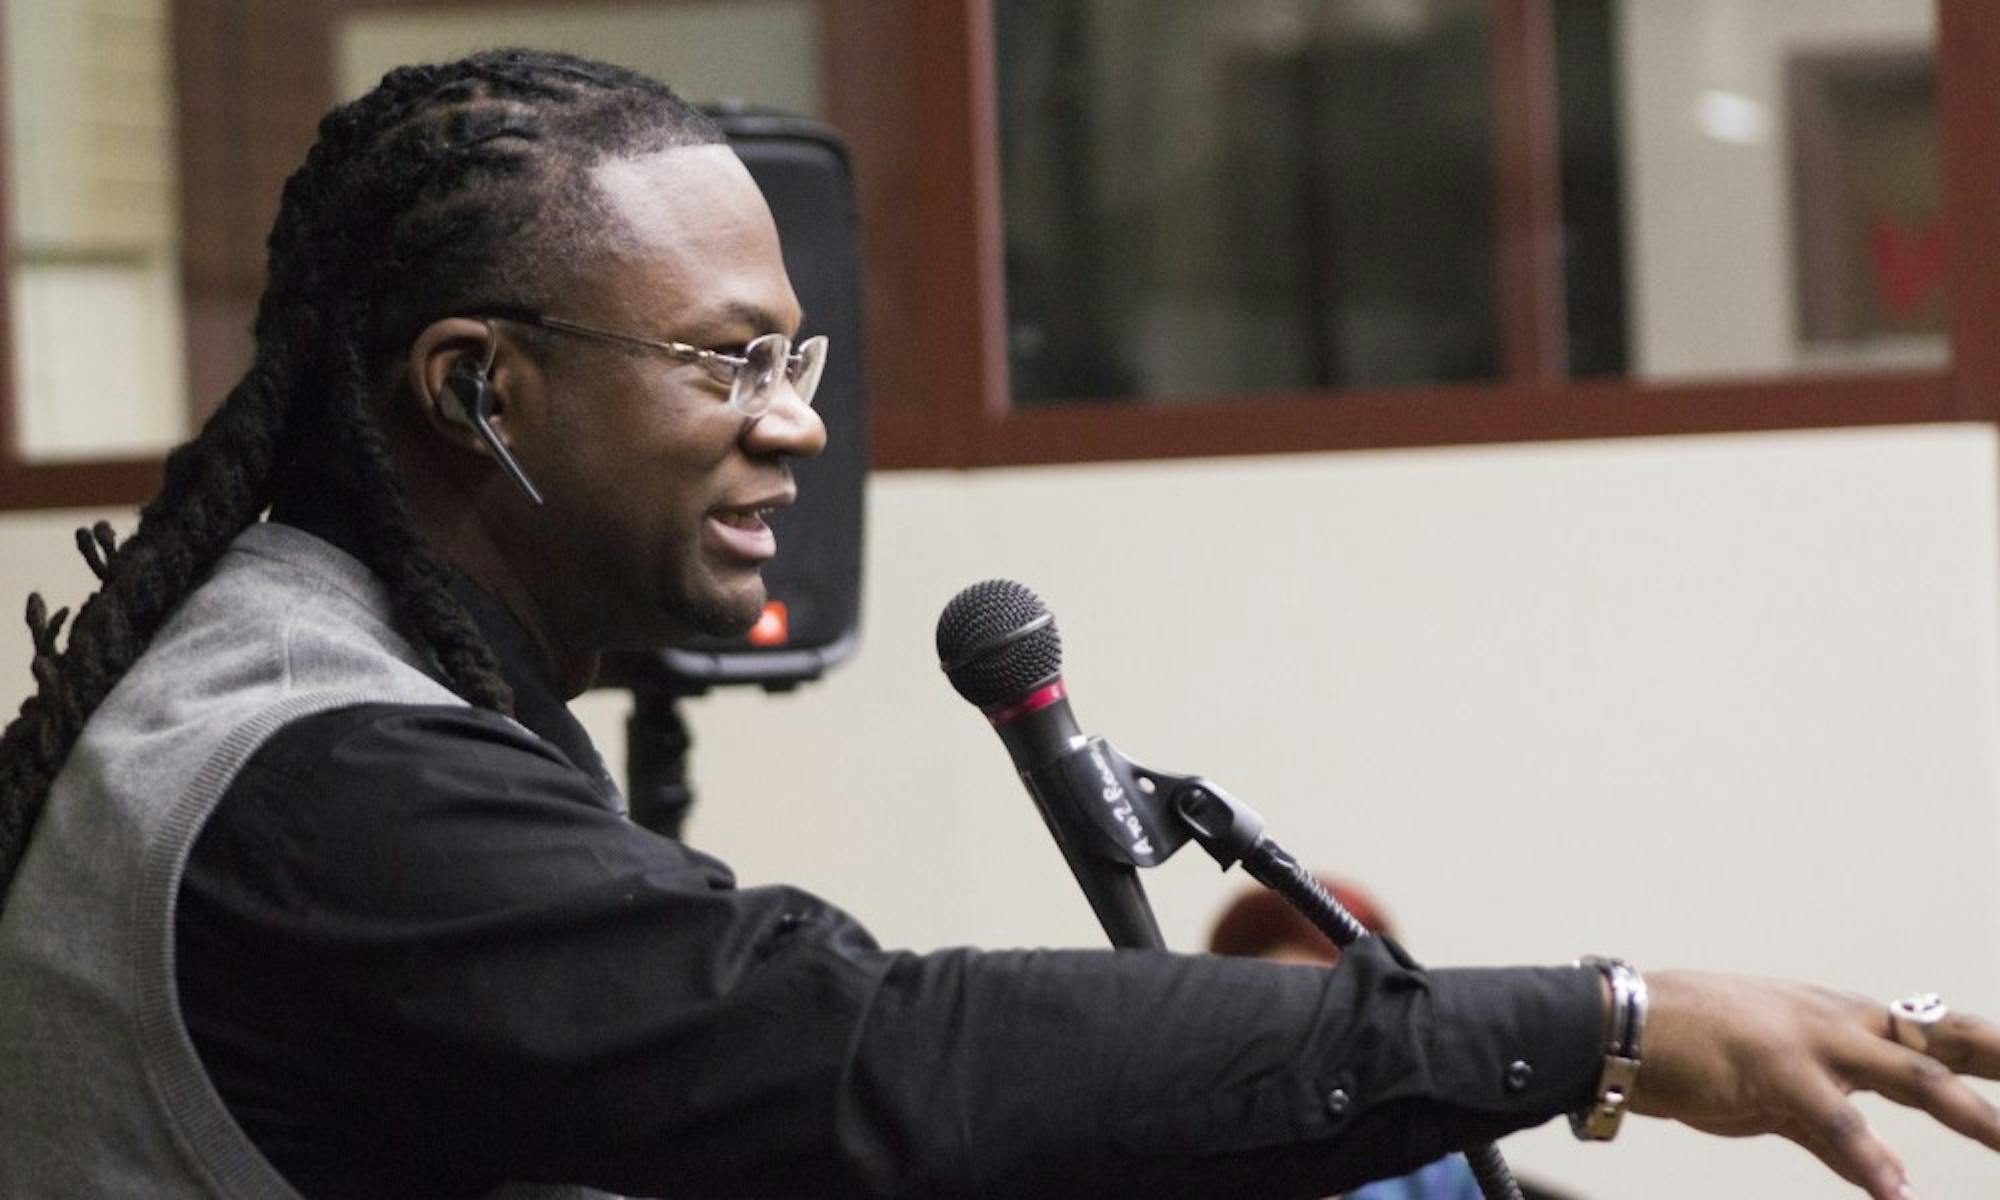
[{"xmin": 1889, "ymin": 992, "xmax": 1948, "ymax": 1052}]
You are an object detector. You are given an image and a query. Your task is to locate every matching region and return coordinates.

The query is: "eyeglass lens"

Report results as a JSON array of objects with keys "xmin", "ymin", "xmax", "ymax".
[{"xmin": 731, "ymin": 333, "xmax": 829, "ymax": 416}]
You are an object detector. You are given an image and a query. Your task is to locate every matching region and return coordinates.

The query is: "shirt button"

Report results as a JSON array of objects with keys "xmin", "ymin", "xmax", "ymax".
[
  {"xmin": 1505, "ymin": 1060, "xmax": 1534, "ymax": 1093},
  {"xmin": 1324, "ymin": 1087, "xmax": 1351, "ymax": 1116}
]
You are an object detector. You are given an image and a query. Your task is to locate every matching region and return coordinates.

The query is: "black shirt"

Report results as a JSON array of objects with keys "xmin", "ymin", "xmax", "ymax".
[{"xmin": 176, "ymin": 518, "xmax": 1603, "ymax": 1199}]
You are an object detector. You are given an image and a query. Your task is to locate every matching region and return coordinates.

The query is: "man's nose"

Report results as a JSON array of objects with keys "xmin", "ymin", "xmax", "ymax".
[{"xmin": 742, "ymin": 381, "xmax": 827, "ymax": 458}]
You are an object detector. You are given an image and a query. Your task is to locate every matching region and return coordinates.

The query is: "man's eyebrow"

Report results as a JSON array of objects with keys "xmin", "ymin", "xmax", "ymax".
[{"xmin": 686, "ymin": 300, "xmax": 802, "ymax": 340}]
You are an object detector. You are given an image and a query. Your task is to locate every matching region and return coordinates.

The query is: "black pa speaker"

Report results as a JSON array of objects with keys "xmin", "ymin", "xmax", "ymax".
[{"xmin": 603, "ymin": 108, "xmax": 868, "ymax": 693}]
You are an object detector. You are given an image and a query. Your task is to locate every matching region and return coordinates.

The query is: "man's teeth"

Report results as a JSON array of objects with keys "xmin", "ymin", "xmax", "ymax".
[{"xmin": 717, "ymin": 508, "xmax": 770, "ymax": 529}]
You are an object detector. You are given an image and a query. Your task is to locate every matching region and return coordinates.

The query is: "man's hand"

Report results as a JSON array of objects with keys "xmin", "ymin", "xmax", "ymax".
[{"xmin": 1631, "ymin": 971, "xmax": 2000, "ymax": 1199}]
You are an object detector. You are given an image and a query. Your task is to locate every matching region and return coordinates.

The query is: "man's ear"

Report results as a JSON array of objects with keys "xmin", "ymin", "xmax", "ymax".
[
  {"xmin": 406, "ymin": 317, "xmax": 546, "ymax": 505},
  {"xmin": 408, "ymin": 317, "xmax": 504, "ymax": 449}
]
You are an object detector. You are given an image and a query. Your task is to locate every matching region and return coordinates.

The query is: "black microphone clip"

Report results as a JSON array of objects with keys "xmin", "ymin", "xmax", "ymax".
[
  {"xmin": 1023, "ymin": 737, "xmax": 1188, "ymax": 868},
  {"xmin": 1024, "ymin": 738, "xmax": 1267, "ymax": 874}
]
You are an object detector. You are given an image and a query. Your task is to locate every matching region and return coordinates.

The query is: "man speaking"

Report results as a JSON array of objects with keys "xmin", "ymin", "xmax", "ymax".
[{"xmin": 0, "ymin": 49, "xmax": 1995, "ymax": 1199}]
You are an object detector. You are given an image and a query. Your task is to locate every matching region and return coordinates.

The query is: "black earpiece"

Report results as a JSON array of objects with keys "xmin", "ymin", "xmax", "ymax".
[{"xmin": 442, "ymin": 362, "xmax": 545, "ymax": 507}]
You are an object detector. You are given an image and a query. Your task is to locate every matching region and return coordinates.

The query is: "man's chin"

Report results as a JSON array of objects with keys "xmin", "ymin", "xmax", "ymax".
[
  {"xmin": 600, "ymin": 578, "xmax": 768, "ymax": 652},
  {"xmin": 683, "ymin": 581, "xmax": 769, "ymax": 642}
]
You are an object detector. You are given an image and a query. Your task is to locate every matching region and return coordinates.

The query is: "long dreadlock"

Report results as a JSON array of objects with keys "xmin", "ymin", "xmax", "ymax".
[{"xmin": 0, "ymin": 49, "xmax": 725, "ymax": 902}]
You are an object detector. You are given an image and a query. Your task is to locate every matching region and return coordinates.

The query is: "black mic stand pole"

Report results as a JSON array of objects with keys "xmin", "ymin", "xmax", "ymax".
[
  {"xmin": 626, "ymin": 682, "xmax": 699, "ymax": 841},
  {"xmin": 1169, "ymin": 780, "xmax": 1526, "ymax": 1200},
  {"xmin": 1027, "ymin": 732, "xmax": 1525, "ymax": 1200}
]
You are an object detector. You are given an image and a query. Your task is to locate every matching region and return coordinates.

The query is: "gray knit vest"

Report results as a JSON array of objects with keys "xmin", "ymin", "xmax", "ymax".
[{"xmin": 0, "ymin": 523, "xmax": 614, "ymax": 1199}]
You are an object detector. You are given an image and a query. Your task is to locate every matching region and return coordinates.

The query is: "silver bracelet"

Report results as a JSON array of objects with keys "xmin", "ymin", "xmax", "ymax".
[{"xmin": 1570, "ymin": 955, "xmax": 1647, "ymax": 1141}]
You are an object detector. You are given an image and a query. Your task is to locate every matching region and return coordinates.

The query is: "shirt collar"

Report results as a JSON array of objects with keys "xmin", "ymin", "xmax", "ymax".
[{"xmin": 268, "ymin": 503, "xmax": 626, "ymax": 814}]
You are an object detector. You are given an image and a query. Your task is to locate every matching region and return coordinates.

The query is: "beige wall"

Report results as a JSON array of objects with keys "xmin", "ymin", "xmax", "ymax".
[
  {"xmin": 4, "ymin": 423, "xmax": 1993, "ymax": 1197},
  {"xmin": 1, "ymin": 412, "xmax": 1994, "ymax": 1200},
  {"xmin": 572, "ymin": 422, "xmax": 2000, "ymax": 1199}
]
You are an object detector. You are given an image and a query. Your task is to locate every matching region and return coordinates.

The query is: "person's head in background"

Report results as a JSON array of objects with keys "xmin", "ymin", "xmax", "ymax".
[{"xmin": 1207, "ymin": 875, "xmax": 1392, "ymax": 965}]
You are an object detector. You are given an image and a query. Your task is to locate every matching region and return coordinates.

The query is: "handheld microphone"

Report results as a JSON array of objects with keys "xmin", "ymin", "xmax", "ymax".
[{"xmin": 936, "ymin": 580, "xmax": 1166, "ymax": 950}]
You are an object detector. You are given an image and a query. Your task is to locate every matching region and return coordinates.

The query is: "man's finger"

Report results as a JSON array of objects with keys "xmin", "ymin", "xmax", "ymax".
[
  {"xmin": 1784, "ymin": 1074, "xmax": 1912, "ymax": 1200},
  {"xmin": 1840, "ymin": 1033, "xmax": 2000, "ymax": 1152},
  {"xmin": 1928, "ymin": 1010, "xmax": 2000, "ymax": 1079},
  {"xmin": 1794, "ymin": 1123, "xmax": 1894, "ymax": 1197}
]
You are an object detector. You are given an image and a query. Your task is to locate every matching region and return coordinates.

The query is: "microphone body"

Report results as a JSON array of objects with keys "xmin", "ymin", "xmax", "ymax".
[
  {"xmin": 938, "ymin": 582, "xmax": 1166, "ymax": 950},
  {"xmin": 984, "ymin": 679, "xmax": 1085, "ymax": 775},
  {"xmin": 997, "ymin": 686, "xmax": 1166, "ymax": 950}
]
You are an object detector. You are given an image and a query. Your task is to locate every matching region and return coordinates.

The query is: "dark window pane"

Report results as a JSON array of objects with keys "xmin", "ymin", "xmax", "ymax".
[
  {"xmin": 1553, "ymin": 0, "xmax": 1628, "ymax": 377},
  {"xmin": 994, "ymin": 1, "xmax": 1500, "ymax": 407}
]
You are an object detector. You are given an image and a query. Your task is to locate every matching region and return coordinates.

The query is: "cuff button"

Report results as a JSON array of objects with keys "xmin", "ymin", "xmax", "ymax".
[{"xmin": 1505, "ymin": 1060, "xmax": 1534, "ymax": 1093}]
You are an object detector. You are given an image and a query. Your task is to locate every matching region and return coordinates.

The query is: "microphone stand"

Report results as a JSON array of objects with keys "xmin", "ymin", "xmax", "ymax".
[
  {"xmin": 626, "ymin": 683, "xmax": 699, "ymax": 840},
  {"xmin": 1045, "ymin": 737, "xmax": 1526, "ymax": 1200},
  {"xmin": 1208, "ymin": 818, "xmax": 1525, "ymax": 1200}
]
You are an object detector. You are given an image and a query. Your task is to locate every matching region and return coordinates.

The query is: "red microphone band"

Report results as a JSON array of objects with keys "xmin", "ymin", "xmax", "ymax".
[{"xmin": 984, "ymin": 679, "xmax": 1067, "ymax": 728}]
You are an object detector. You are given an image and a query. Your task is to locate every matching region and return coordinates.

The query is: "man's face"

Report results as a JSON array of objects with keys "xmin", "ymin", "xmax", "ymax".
[{"xmin": 502, "ymin": 144, "xmax": 826, "ymax": 662}]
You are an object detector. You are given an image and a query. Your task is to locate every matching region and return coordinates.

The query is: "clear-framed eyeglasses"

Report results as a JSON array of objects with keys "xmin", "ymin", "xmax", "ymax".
[{"xmin": 476, "ymin": 308, "xmax": 828, "ymax": 418}]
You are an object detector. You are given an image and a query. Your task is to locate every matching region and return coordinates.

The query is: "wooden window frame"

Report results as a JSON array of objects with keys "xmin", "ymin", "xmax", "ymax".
[
  {"xmin": 0, "ymin": 0, "xmax": 1993, "ymax": 508},
  {"xmin": 0, "ymin": 0, "xmax": 168, "ymax": 506},
  {"xmin": 828, "ymin": 0, "xmax": 2000, "ymax": 470}
]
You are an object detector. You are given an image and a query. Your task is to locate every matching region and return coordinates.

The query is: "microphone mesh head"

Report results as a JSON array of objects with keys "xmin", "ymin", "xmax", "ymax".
[{"xmin": 935, "ymin": 579, "xmax": 1064, "ymax": 708}]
